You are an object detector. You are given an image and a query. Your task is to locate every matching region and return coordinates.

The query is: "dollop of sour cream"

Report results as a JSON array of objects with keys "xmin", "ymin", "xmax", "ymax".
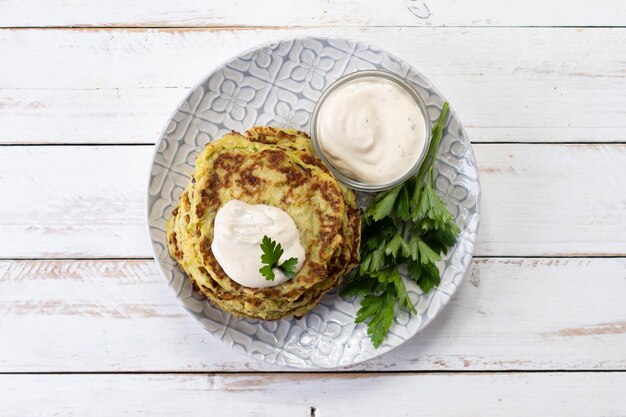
[
  {"xmin": 211, "ymin": 200, "xmax": 306, "ymax": 288},
  {"xmin": 316, "ymin": 76, "xmax": 427, "ymax": 185}
]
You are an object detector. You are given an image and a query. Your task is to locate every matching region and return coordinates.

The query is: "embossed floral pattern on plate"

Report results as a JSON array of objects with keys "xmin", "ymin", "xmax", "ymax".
[{"xmin": 147, "ymin": 36, "xmax": 480, "ymax": 369}]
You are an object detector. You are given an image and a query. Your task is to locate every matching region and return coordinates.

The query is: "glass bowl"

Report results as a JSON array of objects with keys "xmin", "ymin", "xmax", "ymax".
[{"xmin": 310, "ymin": 70, "xmax": 432, "ymax": 192}]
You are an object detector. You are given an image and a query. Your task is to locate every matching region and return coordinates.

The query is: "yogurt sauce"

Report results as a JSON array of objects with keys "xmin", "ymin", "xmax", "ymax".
[
  {"xmin": 211, "ymin": 200, "xmax": 306, "ymax": 288},
  {"xmin": 316, "ymin": 76, "xmax": 427, "ymax": 185}
]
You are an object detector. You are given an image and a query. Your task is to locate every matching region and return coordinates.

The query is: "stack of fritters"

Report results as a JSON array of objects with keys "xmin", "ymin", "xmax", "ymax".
[{"xmin": 166, "ymin": 127, "xmax": 361, "ymax": 320}]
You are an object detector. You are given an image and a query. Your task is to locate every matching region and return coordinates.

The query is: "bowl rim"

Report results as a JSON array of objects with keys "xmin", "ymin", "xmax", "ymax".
[{"xmin": 310, "ymin": 69, "xmax": 433, "ymax": 192}]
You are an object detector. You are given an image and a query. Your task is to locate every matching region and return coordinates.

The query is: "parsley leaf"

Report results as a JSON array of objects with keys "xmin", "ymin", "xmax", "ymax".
[
  {"xmin": 414, "ymin": 183, "xmax": 456, "ymax": 229},
  {"xmin": 260, "ymin": 235, "xmax": 282, "ymax": 267},
  {"xmin": 395, "ymin": 185, "xmax": 410, "ymax": 221},
  {"xmin": 418, "ymin": 238, "xmax": 441, "ymax": 264},
  {"xmin": 364, "ymin": 184, "xmax": 402, "ymax": 222},
  {"xmin": 421, "ymin": 225, "xmax": 460, "ymax": 255},
  {"xmin": 279, "ymin": 257, "xmax": 299, "ymax": 278},
  {"xmin": 374, "ymin": 267, "xmax": 416, "ymax": 314},
  {"xmin": 384, "ymin": 234, "xmax": 404, "ymax": 258},
  {"xmin": 344, "ymin": 102, "xmax": 460, "ymax": 348},
  {"xmin": 408, "ymin": 260, "xmax": 441, "ymax": 293},
  {"xmin": 355, "ymin": 291, "xmax": 395, "ymax": 348},
  {"xmin": 259, "ymin": 264, "xmax": 275, "ymax": 281},
  {"xmin": 259, "ymin": 235, "xmax": 299, "ymax": 281},
  {"xmin": 342, "ymin": 271, "xmax": 385, "ymax": 297}
]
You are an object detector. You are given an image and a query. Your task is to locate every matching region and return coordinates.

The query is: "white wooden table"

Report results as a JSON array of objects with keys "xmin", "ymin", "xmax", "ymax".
[{"xmin": 1, "ymin": 1, "xmax": 625, "ymax": 415}]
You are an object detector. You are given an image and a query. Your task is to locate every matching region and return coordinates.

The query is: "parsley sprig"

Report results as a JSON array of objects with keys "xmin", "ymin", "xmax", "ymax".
[
  {"xmin": 342, "ymin": 102, "xmax": 460, "ymax": 347},
  {"xmin": 259, "ymin": 235, "xmax": 299, "ymax": 281}
]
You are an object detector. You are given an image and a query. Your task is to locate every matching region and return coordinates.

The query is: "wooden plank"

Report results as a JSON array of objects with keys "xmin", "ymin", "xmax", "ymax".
[
  {"xmin": 0, "ymin": 28, "xmax": 624, "ymax": 144},
  {"xmin": 477, "ymin": 144, "xmax": 626, "ymax": 256},
  {"xmin": 0, "ymin": 373, "xmax": 624, "ymax": 416},
  {"xmin": 1, "ymin": 0, "xmax": 625, "ymax": 27},
  {"xmin": 0, "ymin": 146, "xmax": 152, "ymax": 258},
  {"xmin": 1, "ymin": 258, "xmax": 624, "ymax": 372},
  {"xmin": 1, "ymin": 144, "xmax": 625, "ymax": 258}
]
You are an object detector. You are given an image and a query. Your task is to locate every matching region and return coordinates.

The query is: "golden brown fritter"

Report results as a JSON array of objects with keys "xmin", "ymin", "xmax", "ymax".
[{"xmin": 166, "ymin": 127, "xmax": 360, "ymax": 320}]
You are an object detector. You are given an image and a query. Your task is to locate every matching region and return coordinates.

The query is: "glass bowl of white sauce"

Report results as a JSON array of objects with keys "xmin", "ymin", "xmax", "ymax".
[{"xmin": 310, "ymin": 70, "xmax": 432, "ymax": 192}]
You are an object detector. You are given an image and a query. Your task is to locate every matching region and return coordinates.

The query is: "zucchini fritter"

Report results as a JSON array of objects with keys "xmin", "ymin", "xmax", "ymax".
[{"xmin": 166, "ymin": 127, "xmax": 361, "ymax": 320}]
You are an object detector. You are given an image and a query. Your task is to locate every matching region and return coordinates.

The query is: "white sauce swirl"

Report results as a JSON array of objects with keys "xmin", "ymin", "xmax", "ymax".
[
  {"xmin": 316, "ymin": 76, "xmax": 427, "ymax": 185},
  {"xmin": 211, "ymin": 200, "xmax": 305, "ymax": 288}
]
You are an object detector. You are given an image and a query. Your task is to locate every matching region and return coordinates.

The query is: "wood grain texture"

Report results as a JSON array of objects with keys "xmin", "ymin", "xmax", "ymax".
[
  {"xmin": 1, "ymin": 258, "xmax": 625, "ymax": 372},
  {"xmin": 1, "ymin": 0, "xmax": 625, "ymax": 27},
  {"xmin": 0, "ymin": 0, "xmax": 623, "ymax": 410},
  {"xmin": 477, "ymin": 144, "xmax": 626, "ymax": 256},
  {"xmin": 0, "ymin": 146, "xmax": 151, "ymax": 258},
  {"xmin": 1, "ymin": 28, "xmax": 624, "ymax": 144},
  {"xmin": 1, "ymin": 144, "xmax": 625, "ymax": 258},
  {"xmin": 0, "ymin": 373, "xmax": 624, "ymax": 416}
]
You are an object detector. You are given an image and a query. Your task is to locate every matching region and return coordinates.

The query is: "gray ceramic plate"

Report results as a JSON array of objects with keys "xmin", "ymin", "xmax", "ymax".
[{"xmin": 147, "ymin": 36, "xmax": 480, "ymax": 369}]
